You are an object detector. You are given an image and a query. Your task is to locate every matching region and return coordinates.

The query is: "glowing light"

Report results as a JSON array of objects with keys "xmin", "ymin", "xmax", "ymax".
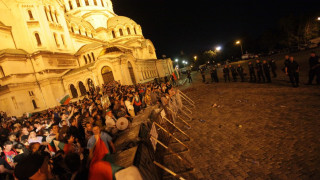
[
  {"xmin": 318, "ymin": 17, "xmax": 320, "ymax": 21},
  {"xmin": 216, "ymin": 46, "xmax": 222, "ymax": 51},
  {"xmin": 236, "ymin": 40, "xmax": 241, "ymax": 44},
  {"xmin": 175, "ymin": 59, "xmax": 178, "ymax": 62},
  {"xmin": 194, "ymin": 56, "xmax": 197, "ymax": 60}
]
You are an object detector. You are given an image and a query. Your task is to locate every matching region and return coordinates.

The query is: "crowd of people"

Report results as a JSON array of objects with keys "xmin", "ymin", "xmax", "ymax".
[
  {"xmin": 197, "ymin": 51, "xmax": 320, "ymax": 88},
  {"xmin": 0, "ymin": 79, "xmax": 177, "ymax": 180}
]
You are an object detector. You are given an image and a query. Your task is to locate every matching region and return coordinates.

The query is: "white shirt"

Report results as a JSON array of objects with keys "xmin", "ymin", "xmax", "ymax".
[{"xmin": 125, "ymin": 100, "xmax": 134, "ymax": 111}]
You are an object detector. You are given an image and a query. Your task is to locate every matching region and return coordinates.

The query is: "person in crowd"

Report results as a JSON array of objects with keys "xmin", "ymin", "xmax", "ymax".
[
  {"xmin": 255, "ymin": 59, "xmax": 265, "ymax": 83},
  {"xmin": 286, "ymin": 56, "xmax": 300, "ymax": 87},
  {"xmin": 263, "ymin": 60, "xmax": 272, "ymax": 83},
  {"xmin": 223, "ymin": 65, "xmax": 230, "ymax": 82},
  {"xmin": 187, "ymin": 70, "xmax": 192, "ymax": 83},
  {"xmin": 200, "ymin": 68, "xmax": 206, "ymax": 83},
  {"xmin": 268, "ymin": 59, "xmax": 277, "ymax": 78},
  {"xmin": 282, "ymin": 55, "xmax": 290, "ymax": 73},
  {"xmin": 210, "ymin": 66, "xmax": 219, "ymax": 83},
  {"xmin": 306, "ymin": 52, "xmax": 320, "ymax": 85},
  {"xmin": 0, "ymin": 146, "xmax": 14, "ymax": 179},
  {"xmin": 230, "ymin": 65, "xmax": 238, "ymax": 82},
  {"xmin": 236, "ymin": 64, "xmax": 245, "ymax": 82}
]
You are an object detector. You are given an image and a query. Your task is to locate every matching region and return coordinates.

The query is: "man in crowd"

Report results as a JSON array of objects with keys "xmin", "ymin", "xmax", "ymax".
[
  {"xmin": 286, "ymin": 56, "xmax": 300, "ymax": 87},
  {"xmin": 248, "ymin": 61, "xmax": 256, "ymax": 83},
  {"xmin": 230, "ymin": 65, "xmax": 238, "ymax": 82},
  {"xmin": 269, "ymin": 59, "xmax": 277, "ymax": 78},
  {"xmin": 223, "ymin": 65, "xmax": 230, "ymax": 82},
  {"xmin": 255, "ymin": 59, "xmax": 265, "ymax": 83},
  {"xmin": 210, "ymin": 66, "xmax": 219, "ymax": 83},
  {"xmin": 306, "ymin": 52, "xmax": 320, "ymax": 85},
  {"xmin": 237, "ymin": 64, "xmax": 245, "ymax": 82},
  {"xmin": 263, "ymin": 60, "xmax": 271, "ymax": 83}
]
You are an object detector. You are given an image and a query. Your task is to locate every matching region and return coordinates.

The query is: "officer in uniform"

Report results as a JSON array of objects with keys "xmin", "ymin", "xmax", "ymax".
[
  {"xmin": 285, "ymin": 56, "xmax": 300, "ymax": 87},
  {"xmin": 268, "ymin": 59, "xmax": 277, "ymax": 78},
  {"xmin": 200, "ymin": 68, "xmax": 206, "ymax": 83},
  {"xmin": 248, "ymin": 61, "xmax": 256, "ymax": 82},
  {"xmin": 210, "ymin": 66, "xmax": 219, "ymax": 83},
  {"xmin": 306, "ymin": 52, "xmax": 320, "ymax": 85},
  {"xmin": 236, "ymin": 64, "xmax": 245, "ymax": 82},
  {"xmin": 223, "ymin": 65, "xmax": 230, "ymax": 82},
  {"xmin": 229, "ymin": 65, "xmax": 238, "ymax": 82},
  {"xmin": 263, "ymin": 60, "xmax": 271, "ymax": 83},
  {"xmin": 255, "ymin": 59, "xmax": 265, "ymax": 83}
]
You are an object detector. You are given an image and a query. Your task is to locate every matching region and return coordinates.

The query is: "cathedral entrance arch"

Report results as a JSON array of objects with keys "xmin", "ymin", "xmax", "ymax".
[
  {"xmin": 87, "ymin": 78, "xmax": 94, "ymax": 91},
  {"xmin": 101, "ymin": 66, "xmax": 114, "ymax": 84},
  {"xmin": 78, "ymin": 81, "xmax": 87, "ymax": 96},
  {"xmin": 70, "ymin": 84, "xmax": 78, "ymax": 98},
  {"xmin": 128, "ymin": 62, "xmax": 136, "ymax": 85}
]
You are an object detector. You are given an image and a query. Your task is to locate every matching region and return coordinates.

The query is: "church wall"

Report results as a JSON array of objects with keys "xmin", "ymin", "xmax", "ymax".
[
  {"xmin": 0, "ymin": 58, "xmax": 33, "ymax": 76},
  {"xmin": 0, "ymin": 83, "xmax": 47, "ymax": 116},
  {"xmin": 0, "ymin": 28, "xmax": 15, "ymax": 49}
]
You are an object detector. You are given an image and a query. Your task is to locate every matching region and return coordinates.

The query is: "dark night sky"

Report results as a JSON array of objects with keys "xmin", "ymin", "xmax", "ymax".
[{"xmin": 113, "ymin": 0, "xmax": 320, "ymax": 58}]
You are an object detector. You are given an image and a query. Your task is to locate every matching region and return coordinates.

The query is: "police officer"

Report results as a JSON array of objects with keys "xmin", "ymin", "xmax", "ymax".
[
  {"xmin": 268, "ymin": 59, "xmax": 277, "ymax": 78},
  {"xmin": 263, "ymin": 60, "xmax": 271, "ymax": 83},
  {"xmin": 187, "ymin": 70, "xmax": 192, "ymax": 83},
  {"xmin": 306, "ymin": 52, "xmax": 320, "ymax": 85},
  {"xmin": 200, "ymin": 68, "xmax": 206, "ymax": 83},
  {"xmin": 255, "ymin": 59, "xmax": 265, "ymax": 83},
  {"xmin": 285, "ymin": 56, "xmax": 300, "ymax": 87},
  {"xmin": 236, "ymin": 64, "xmax": 245, "ymax": 82},
  {"xmin": 210, "ymin": 66, "xmax": 219, "ymax": 83},
  {"xmin": 223, "ymin": 65, "xmax": 230, "ymax": 82},
  {"xmin": 282, "ymin": 55, "xmax": 290, "ymax": 73},
  {"xmin": 248, "ymin": 61, "xmax": 256, "ymax": 83},
  {"xmin": 229, "ymin": 65, "xmax": 238, "ymax": 82}
]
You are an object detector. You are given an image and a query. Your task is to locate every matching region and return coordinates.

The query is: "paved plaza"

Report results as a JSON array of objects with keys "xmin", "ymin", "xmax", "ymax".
[{"xmin": 181, "ymin": 72, "xmax": 320, "ymax": 180}]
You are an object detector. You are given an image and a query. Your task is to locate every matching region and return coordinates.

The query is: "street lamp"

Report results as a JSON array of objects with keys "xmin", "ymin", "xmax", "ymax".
[
  {"xmin": 235, "ymin": 40, "xmax": 244, "ymax": 55},
  {"xmin": 317, "ymin": 17, "xmax": 320, "ymax": 21},
  {"xmin": 194, "ymin": 56, "xmax": 197, "ymax": 61},
  {"xmin": 215, "ymin": 46, "xmax": 222, "ymax": 52},
  {"xmin": 175, "ymin": 59, "xmax": 178, "ymax": 62}
]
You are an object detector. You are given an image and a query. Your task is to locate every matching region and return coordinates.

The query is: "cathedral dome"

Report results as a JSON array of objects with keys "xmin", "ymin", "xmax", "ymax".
[
  {"xmin": 107, "ymin": 16, "xmax": 143, "ymax": 38},
  {"xmin": 107, "ymin": 16, "xmax": 138, "ymax": 29}
]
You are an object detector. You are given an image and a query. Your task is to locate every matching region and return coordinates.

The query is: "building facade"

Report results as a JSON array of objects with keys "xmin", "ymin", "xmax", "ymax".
[{"xmin": 0, "ymin": 0, "xmax": 174, "ymax": 116}]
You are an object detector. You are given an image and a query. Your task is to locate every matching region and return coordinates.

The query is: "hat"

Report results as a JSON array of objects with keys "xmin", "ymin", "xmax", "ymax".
[{"xmin": 14, "ymin": 154, "xmax": 45, "ymax": 179}]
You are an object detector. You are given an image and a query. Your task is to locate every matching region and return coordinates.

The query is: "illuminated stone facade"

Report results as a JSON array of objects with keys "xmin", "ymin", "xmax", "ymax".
[{"xmin": 0, "ymin": 0, "xmax": 174, "ymax": 116}]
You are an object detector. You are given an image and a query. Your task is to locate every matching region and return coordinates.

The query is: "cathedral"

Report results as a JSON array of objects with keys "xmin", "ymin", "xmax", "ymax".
[{"xmin": 0, "ymin": 0, "xmax": 174, "ymax": 116}]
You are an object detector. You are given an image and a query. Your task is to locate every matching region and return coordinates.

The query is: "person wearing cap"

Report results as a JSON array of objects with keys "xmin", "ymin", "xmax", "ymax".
[{"xmin": 14, "ymin": 153, "xmax": 52, "ymax": 180}]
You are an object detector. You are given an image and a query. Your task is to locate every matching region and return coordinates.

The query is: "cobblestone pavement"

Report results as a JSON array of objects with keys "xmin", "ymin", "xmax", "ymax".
[{"xmin": 181, "ymin": 73, "xmax": 320, "ymax": 180}]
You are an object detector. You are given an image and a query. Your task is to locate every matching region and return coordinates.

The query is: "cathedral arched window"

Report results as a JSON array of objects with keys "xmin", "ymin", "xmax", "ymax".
[
  {"xmin": 87, "ymin": 54, "xmax": 92, "ymax": 63},
  {"xmin": 76, "ymin": 0, "xmax": 81, "ymax": 7},
  {"xmin": 54, "ymin": 11, "xmax": 59, "ymax": 23},
  {"xmin": 69, "ymin": 1, "xmax": 73, "ymax": 10},
  {"xmin": 91, "ymin": 52, "xmax": 95, "ymax": 61},
  {"xmin": 134, "ymin": 27, "xmax": 137, "ymax": 34},
  {"xmin": 61, "ymin": 34, "xmax": 65, "ymax": 46},
  {"xmin": 53, "ymin": 33, "xmax": 59, "ymax": 47},
  {"xmin": 85, "ymin": 31, "xmax": 88, "ymax": 37},
  {"xmin": 85, "ymin": 0, "xmax": 89, "ymax": 6},
  {"xmin": 49, "ymin": 6, "xmax": 54, "ymax": 22},
  {"xmin": 34, "ymin": 33, "xmax": 42, "ymax": 46},
  {"xmin": 127, "ymin": 27, "xmax": 131, "ymax": 35},
  {"xmin": 100, "ymin": 0, "xmax": 104, "ymax": 7},
  {"xmin": 0, "ymin": 66, "xmax": 5, "ymax": 78},
  {"xmin": 119, "ymin": 28, "xmax": 123, "ymax": 36},
  {"xmin": 44, "ymin": 7, "xmax": 49, "ymax": 21},
  {"xmin": 83, "ymin": 55, "xmax": 88, "ymax": 64},
  {"xmin": 112, "ymin": 30, "xmax": 116, "ymax": 38},
  {"xmin": 28, "ymin": 10, "xmax": 34, "ymax": 20},
  {"xmin": 93, "ymin": 0, "xmax": 98, "ymax": 6},
  {"xmin": 78, "ymin": 28, "xmax": 81, "ymax": 35},
  {"xmin": 70, "ymin": 84, "xmax": 78, "ymax": 98}
]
